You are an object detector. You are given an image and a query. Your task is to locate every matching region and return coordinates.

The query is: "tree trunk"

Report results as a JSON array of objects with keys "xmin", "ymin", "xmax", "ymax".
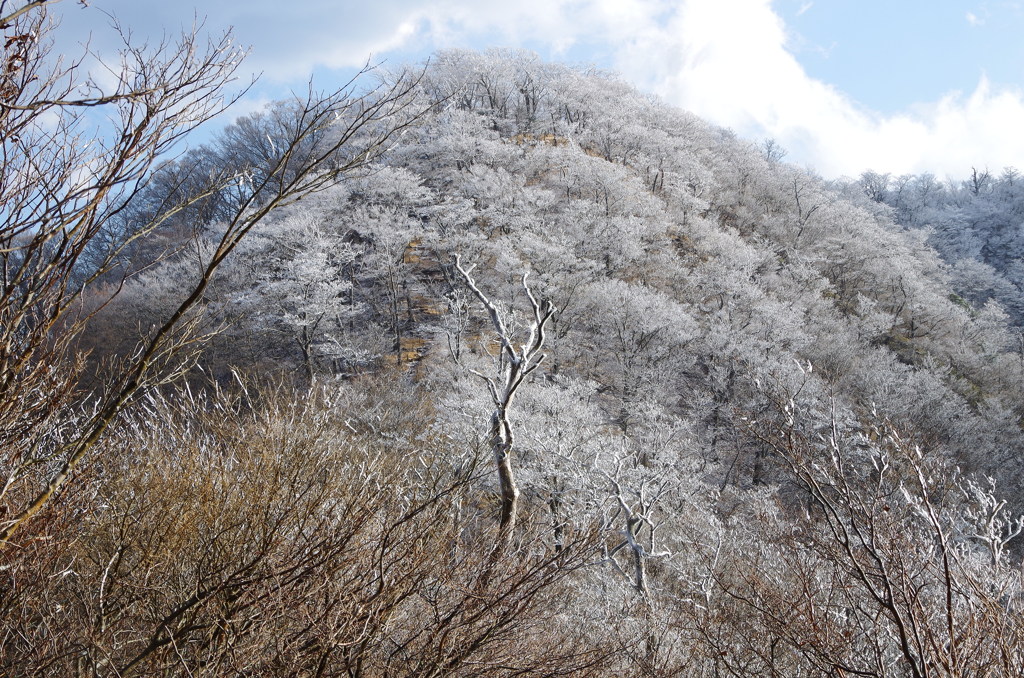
[{"xmin": 492, "ymin": 410, "xmax": 519, "ymax": 550}]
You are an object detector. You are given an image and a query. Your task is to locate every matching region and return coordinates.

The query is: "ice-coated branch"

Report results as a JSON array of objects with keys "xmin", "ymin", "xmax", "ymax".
[{"xmin": 452, "ymin": 255, "xmax": 556, "ymax": 553}]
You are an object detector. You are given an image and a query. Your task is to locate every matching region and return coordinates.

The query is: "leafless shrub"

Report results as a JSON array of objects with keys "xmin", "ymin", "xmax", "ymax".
[{"xmin": 0, "ymin": 380, "xmax": 616, "ymax": 676}]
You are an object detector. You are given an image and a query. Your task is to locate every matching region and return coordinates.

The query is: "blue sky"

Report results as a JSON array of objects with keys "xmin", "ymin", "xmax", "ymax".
[{"xmin": 55, "ymin": 0, "xmax": 1024, "ymax": 178}]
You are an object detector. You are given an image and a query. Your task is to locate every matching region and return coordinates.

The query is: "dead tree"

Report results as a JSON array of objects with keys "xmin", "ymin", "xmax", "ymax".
[{"xmin": 453, "ymin": 255, "xmax": 555, "ymax": 552}]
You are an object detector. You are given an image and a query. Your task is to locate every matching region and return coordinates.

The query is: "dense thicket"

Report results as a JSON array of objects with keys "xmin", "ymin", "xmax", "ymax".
[
  {"xmin": 4, "ymin": 11, "xmax": 1024, "ymax": 675},
  {"xmin": 853, "ymin": 167, "xmax": 1024, "ymax": 326}
]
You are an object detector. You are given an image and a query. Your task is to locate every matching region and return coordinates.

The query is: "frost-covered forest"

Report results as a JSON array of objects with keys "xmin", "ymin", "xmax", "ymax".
[
  {"xmin": 854, "ymin": 167, "xmax": 1024, "ymax": 325},
  {"xmin": 3, "ymin": 3, "xmax": 1024, "ymax": 676}
]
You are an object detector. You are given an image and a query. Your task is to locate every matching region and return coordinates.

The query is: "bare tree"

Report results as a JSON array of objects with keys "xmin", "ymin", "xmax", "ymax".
[
  {"xmin": 453, "ymin": 255, "xmax": 555, "ymax": 552},
  {"xmin": 0, "ymin": 0, "xmax": 423, "ymax": 545},
  {"xmin": 729, "ymin": 392, "xmax": 1024, "ymax": 677}
]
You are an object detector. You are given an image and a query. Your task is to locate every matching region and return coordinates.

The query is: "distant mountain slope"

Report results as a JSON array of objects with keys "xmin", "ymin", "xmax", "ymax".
[
  {"xmin": 853, "ymin": 168, "xmax": 1024, "ymax": 324},
  {"xmin": 94, "ymin": 48, "xmax": 1024, "ymax": 491}
]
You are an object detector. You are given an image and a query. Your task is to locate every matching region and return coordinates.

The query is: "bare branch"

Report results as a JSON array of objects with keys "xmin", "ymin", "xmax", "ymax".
[
  {"xmin": 0, "ymin": 3, "xmax": 424, "ymax": 545},
  {"xmin": 452, "ymin": 255, "xmax": 556, "ymax": 553}
]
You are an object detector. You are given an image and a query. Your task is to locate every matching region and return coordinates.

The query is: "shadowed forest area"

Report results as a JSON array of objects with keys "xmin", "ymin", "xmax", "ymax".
[{"xmin": 3, "ymin": 2, "xmax": 1024, "ymax": 675}]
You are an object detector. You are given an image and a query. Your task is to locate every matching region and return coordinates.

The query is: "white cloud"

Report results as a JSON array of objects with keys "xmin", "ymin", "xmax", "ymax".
[
  {"xmin": 599, "ymin": 0, "xmax": 1024, "ymax": 177},
  {"xmin": 55, "ymin": 0, "xmax": 1024, "ymax": 178},
  {"xmin": 966, "ymin": 11, "xmax": 984, "ymax": 25}
]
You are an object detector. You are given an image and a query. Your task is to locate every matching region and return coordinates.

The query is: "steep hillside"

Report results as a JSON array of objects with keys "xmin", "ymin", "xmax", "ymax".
[
  {"xmin": 105, "ymin": 49, "xmax": 1024, "ymax": 488},
  {"xmin": 8, "ymin": 42, "xmax": 1024, "ymax": 676}
]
